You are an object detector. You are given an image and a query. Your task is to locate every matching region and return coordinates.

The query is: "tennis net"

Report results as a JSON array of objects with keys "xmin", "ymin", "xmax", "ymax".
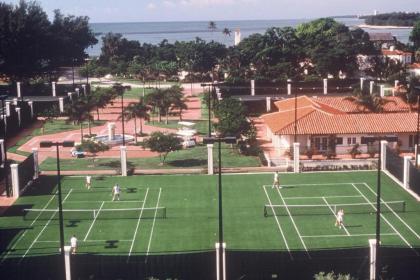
[
  {"xmin": 264, "ymin": 200, "xmax": 405, "ymax": 217},
  {"xmin": 23, "ymin": 207, "xmax": 167, "ymax": 221}
]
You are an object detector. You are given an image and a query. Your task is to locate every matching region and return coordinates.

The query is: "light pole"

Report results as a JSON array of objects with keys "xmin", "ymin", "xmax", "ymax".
[
  {"xmin": 203, "ymin": 136, "xmax": 236, "ymax": 280},
  {"xmin": 362, "ymin": 135, "xmax": 398, "ymax": 280},
  {"xmin": 40, "ymin": 140, "xmax": 75, "ymax": 280},
  {"xmin": 415, "ymin": 87, "xmax": 420, "ymax": 168},
  {"xmin": 0, "ymin": 95, "xmax": 11, "ymax": 197}
]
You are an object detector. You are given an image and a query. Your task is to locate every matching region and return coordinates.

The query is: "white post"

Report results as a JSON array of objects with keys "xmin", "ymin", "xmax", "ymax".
[
  {"xmin": 216, "ymin": 88, "xmax": 222, "ymax": 100},
  {"xmin": 222, "ymin": 242, "xmax": 226, "ymax": 280},
  {"xmin": 0, "ymin": 139, "xmax": 4, "ymax": 164},
  {"xmin": 207, "ymin": 144, "xmax": 214, "ymax": 175},
  {"xmin": 360, "ymin": 77, "xmax": 365, "ymax": 90},
  {"xmin": 64, "ymin": 246, "xmax": 72, "ymax": 280},
  {"xmin": 380, "ymin": 85, "xmax": 385, "ymax": 97},
  {"xmin": 215, "ymin": 242, "xmax": 226, "ymax": 280},
  {"xmin": 293, "ymin": 142, "xmax": 300, "ymax": 173},
  {"xmin": 5, "ymin": 101, "xmax": 11, "ymax": 116},
  {"xmin": 403, "ymin": 156, "xmax": 411, "ymax": 190},
  {"xmin": 323, "ymin": 78, "xmax": 328, "ymax": 95},
  {"xmin": 108, "ymin": 123, "xmax": 115, "ymax": 141},
  {"xmin": 59, "ymin": 97, "xmax": 64, "ymax": 113},
  {"xmin": 381, "ymin": 140, "xmax": 388, "ymax": 171},
  {"xmin": 120, "ymin": 146, "xmax": 127, "ymax": 176},
  {"xmin": 28, "ymin": 101, "xmax": 34, "ymax": 119},
  {"xmin": 416, "ymin": 145, "xmax": 419, "ymax": 166},
  {"xmin": 287, "ymin": 79, "xmax": 292, "ymax": 96},
  {"xmin": 11, "ymin": 163, "xmax": 19, "ymax": 198},
  {"xmin": 369, "ymin": 239, "xmax": 377, "ymax": 280},
  {"xmin": 32, "ymin": 148, "xmax": 39, "ymax": 180},
  {"xmin": 17, "ymin": 82, "xmax": 21, "ymax": 98},
  {"xmin": 82, "ymin": 84, "xmax": 87, "ymax": 95},
  {"xmin": 266, "ymin": 97, "xmax": 271, "ymax": 112},
  {"xmin": 370, "ymin": 81, "xmax": 374, "ymax": 95},
  {"xmin": 13, "ymin": 98, "xmax": 18, "ymax": 106},
  {"xmin": 394, "ymin": 80, "xmax": 399, "ymax": 88},
  {"xmin": 15, "ymin": 107, "xmax": 21, "ymax": 127},
  {"xmin": 52, "ymin": 82, "xmax": 56, "ymax": 97},
  {"xmin": 234, "ymin": 28, "xmax": 241, "ymax": 46},
  {"xmin": 75, "ymin": 88, "xmax": 80, "ymax": 97},
  {"xmin": 250, "ymin": 80, "xmax": 255, "ymax": 96}
]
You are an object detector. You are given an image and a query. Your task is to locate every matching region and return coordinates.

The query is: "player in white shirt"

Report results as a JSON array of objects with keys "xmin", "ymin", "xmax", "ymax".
[
  {"xmin": 112, "ymin": 184, "xmax": 121, "ymax": 201},
  {"xmin": 85, "ymin": 176, "xmax": 91, "ymax": 189},
  {"xmin": 70, "ymin": 235, "xmax": 77, "ymax": 254},
  {"xmin": 272, "ymin": 171, "xmax": 281, "ymax": 189},
  {"xmin": 335, "ymin": 209, "xmax": 344, "ymax": 229}
]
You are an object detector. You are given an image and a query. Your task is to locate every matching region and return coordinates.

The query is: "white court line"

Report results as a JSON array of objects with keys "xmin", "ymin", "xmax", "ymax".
[
  {"xmin": 275, "ymin": 187, "xmax": 311, "ymax": 259},
  {"xmin": 262, "ymin": 185, "xmax": 293, "ymax": 260},
  {"xmin": 37, "ymin": 239, "xmax": 132, "ymax": 243},
  {"xmin": 322, "ymin": 197, "xmax": 350, "ymax": 236},
  {"xmin": 362, "ymin": 183, "xmax": 420, "ymax": 240},
  {"xmin": 302, "ymin": 233, "xmax": 398, "ymax": 238},
  {"xmin": 262, "ymin": 183, "xmax": 362, "ymax": 188},
  {"xmin": 65, "ymin": 200, "xmax": 144, "ymax": 203},
  {"xmin": 0, "ymin": 190, "xmax": 59, "ymax": 263},
  {"xmin": 352, "ymin": 184, "xmax": 418, "ymax": 256},
  {"xmin": 283, "ymin": 195, "xmax": 362, "ymax": 200},
  {"xmin": 146, "ymin": 188, "xmax": 162, "ymax": 257},
  {"xmin": 127, "ymin": 188, "xmax": 150, "ymax": 261},
  {"xmin": 83, "ymin": 201, "xmax": 105, "ymax": 241},
  {"xmin": 19, "ymin": 189, "xmax": 73, "ymax": 262}
]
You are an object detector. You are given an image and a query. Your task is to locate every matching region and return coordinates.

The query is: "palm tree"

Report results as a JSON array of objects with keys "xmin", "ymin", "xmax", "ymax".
[
  {"xmin": 65, "ymin": 97, "xmax": 93, "ymax": 143},
  {"xmin": 167, "ymin": 85, "xmax": 188, "ymax": 121},
  {"xmin": 208, "ymin": 21, "xmax": 217, "ymax": 38},
  {"xmin": 345, "ymin": 87, "xmax": 396, "ymax": 113},
  {"xmin": 222, "ymin": 28, "xmax": 231, "ymax": 37},
  {"xmin": 119, "ymin": 99, "xmax": 150, "ymax": 143}
]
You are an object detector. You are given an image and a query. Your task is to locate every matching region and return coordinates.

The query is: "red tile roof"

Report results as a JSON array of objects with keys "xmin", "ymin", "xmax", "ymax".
[
  {"xmin": 262, "ymin": 110, "xmax": 418, "ymax": 135},
  {"xmin": 382, "ymin": 49, "xmax": 412, "ymax": 56},
  {"xmin": 409, "ymin": 63, "xmax": 420, "ymax": 69}
]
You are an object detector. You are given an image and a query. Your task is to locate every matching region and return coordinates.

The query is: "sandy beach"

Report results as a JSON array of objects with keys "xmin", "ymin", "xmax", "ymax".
[{"xmin": 358, "ymin": 24, "xmax": 413, "ymax": 29}]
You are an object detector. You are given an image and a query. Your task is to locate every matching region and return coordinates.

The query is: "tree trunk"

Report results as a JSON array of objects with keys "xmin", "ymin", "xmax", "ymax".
[
  {"xmin": 134, "ymin": 116, "xmax": 138, "ymax": 144},
  {"xmin": 165, "ymin": 112, "xmax": 169, "ymax": 125},
  {"xmin": 140, "ymin": 118, "xmax": 143, "ymax": 135},
  {"xmin": 158, "ymin": 108, "xmax": 162, "ymax": 123},
  {"xmin": 179, "ymin": 109, "xmax": 183, "ymax": 121},
  {"xmin": 97, "ymin": 108, "xmax": 100, "ymax": 120},
  {"xmin": 80, "ymin": 123, "xmax": 84, "ymax": 143},
  {"xmin": 88, "ymin": 120, "xmax": 92, "ymax": 136}
]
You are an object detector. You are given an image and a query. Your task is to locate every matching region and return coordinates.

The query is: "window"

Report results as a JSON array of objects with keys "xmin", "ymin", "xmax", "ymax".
[
  {"xmin": 347, "ymin": 137, "xmax": 352, "ymax": 145},
  {"xmin": 409, "ymin": 135, "xmax": 419, "ymax": 148},
  {"xmin": 336, "ymin": 137, "xmax": 343, "ymax": 145},
  {"xmin": 352, "ymin": 137, "xmax": 357, "ymax": 144},
  {"xmin": 322, "ymin": 138, "xmax": 328, "ymax": 150}
]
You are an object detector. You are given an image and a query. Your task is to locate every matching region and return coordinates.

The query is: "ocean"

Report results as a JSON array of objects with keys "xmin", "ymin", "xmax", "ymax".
[{"xmin": 88, "ymin": 18, "xmax": 412, "ymax": 57}]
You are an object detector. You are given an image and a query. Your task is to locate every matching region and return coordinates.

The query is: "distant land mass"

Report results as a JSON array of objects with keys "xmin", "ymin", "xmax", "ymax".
[
  {"xmin": 360, "ymin": 12, "xmax": 420, "ymax": 27},
  {"xmin": 331, "ymin": 15, "xmax": 358, "ymax": 19}
]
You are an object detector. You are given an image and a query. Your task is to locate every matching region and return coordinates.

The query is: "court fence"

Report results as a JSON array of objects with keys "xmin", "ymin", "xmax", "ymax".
[
  {"xmin": 10, "ymin": 149, "xmax": 39, "ymax": 198},
  {"xmin": 385, "ymin": 146, "xmax": 404, "ymax": 182}
]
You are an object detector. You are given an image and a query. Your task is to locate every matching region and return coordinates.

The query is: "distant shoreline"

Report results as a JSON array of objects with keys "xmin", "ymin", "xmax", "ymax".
[{"xmin": 358, "ymin": 24, "xmax": 412, "ymax": 29}]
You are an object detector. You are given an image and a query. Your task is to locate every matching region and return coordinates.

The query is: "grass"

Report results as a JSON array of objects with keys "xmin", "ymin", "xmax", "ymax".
[
  {"xmin": 1, "ymin": 171, "xmax": 419, "ymax": 259},
  {"xmin": 7, "ymin": 120, "xmax": 106, "ymax": 157},
  {"xmin": 123, "ymin": 87, "xmax": 155, "ymax": 99},
  {"xmin": 39, "ymin": 143, "xmax": 261, "ymax": 171}
]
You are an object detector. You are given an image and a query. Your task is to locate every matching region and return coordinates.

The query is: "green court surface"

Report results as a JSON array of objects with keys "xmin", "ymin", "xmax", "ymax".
[{"xmin": 1, "ymin": 171, "xmax": 420, "ymax": 263}]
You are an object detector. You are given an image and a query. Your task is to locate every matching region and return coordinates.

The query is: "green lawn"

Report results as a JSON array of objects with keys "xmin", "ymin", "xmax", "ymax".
[
  {"xmin": 39, "ymin": 143, "xmax": 261, "ymax": 171},
  {"xmin": 123, "ymin": 87, "xmax": 155, "ymax": 99},
  {"xmin": 147, "ymin": 119, "xmax": 209, "ymax": 135},
  {"xmin": 8, "ymin": 120, "xmax": 105, "ymax": 157}
]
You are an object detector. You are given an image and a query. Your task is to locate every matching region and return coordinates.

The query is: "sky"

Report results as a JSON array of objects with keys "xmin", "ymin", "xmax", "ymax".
[{"xmin": 5, "ymin": 0, "xmax": 420, "ymax": 23}]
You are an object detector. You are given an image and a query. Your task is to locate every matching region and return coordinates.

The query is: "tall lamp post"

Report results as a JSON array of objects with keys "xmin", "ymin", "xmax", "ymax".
[
  {"xmin": 40, "ymin": 140, "xmax": 75, "ymax": 280},
  {"xmin": 0, "ymin": 95, "xmax": 11, "ymax": 197},
  {"xmin": 362, "ymin": 135, "xmax": 398, "ymax": 280},
  {"xmin": 203, "ymin": 136, "xmax": 236, "ymax": 280}
]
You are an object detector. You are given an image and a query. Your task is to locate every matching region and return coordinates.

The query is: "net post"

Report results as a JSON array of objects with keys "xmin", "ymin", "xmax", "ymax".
[
  {"xmin": 403, "ymin": 201, "xmax": 406, "ymax": 213},
  {"xmin": 164, "ymin": 207, "xmax": 166, "ymax": 219},
  {"xmin": 64, "ymin": 245, "xmax": 72, "ymax": 280},
  {"xmin": 264, "ymin": 206, "xmax": 267, "ymax": 217}
]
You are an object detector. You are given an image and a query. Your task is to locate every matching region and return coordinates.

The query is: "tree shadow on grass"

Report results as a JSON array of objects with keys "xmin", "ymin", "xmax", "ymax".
[
  {"xmin": 97, "ymin": 160, "xmax": 135, "ymax": 175},
  {"xmin": 167, "ymin": 159, "xmax": 207, "ymax": 168},
  {"xmin": 22, "ymin": 176, "xmax": 57, "ymax": 196}
]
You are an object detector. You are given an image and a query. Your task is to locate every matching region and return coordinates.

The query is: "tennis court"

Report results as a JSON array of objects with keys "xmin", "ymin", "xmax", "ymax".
[{"xmin": 1, "ymin": 171, "xmax": 419, "ymax": 279}]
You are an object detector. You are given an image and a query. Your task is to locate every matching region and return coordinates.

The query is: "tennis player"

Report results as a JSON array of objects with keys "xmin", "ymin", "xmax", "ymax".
[
  {"xmin": 335, "ymin": 209, "xmax": 344, "ymax": 229},
  {"xmin": 85, "ymin": 176, "xmax": 91, "ymax": 189},
  {"xmin": 272, "ymin": 171, "xmax": 281, "ymax": 189},
  {"xmin": 112, "ymin": 183, "xmax": 121, "ymax": 201},
  {"xmin": 70, "ymin": 235, "xmax": 77, "ymax": 254}
]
